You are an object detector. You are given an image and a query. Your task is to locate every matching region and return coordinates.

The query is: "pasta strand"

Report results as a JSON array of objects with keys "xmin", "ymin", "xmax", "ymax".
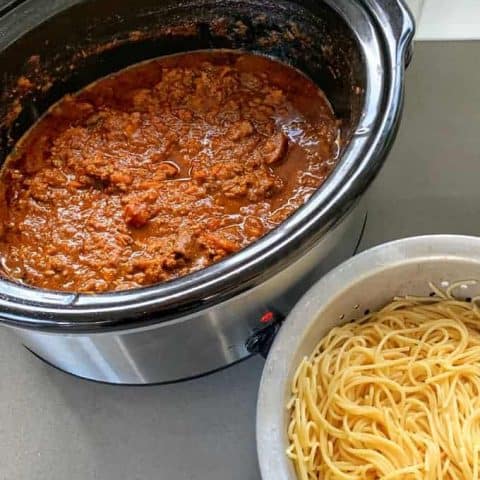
[{"xmin": 287, "ymin": 286, "xmax": 480, "ymax": 479}]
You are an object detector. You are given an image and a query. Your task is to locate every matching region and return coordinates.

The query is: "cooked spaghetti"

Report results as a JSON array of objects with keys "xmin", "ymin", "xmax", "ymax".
[{"xmin": 287, "ymin": 282, "xmax": 480, "ymax": 480}]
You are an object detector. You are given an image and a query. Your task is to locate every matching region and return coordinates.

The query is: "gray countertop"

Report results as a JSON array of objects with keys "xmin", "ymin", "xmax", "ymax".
[{"xmin": 1, "ymin": 41, "xmax": 480, "ymax": 480}]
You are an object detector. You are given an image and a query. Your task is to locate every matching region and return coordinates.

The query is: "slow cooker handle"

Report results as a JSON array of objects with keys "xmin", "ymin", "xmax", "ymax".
[{"xmin": 363, "ymin": 0, "xmax": 415, "ymax": 68}]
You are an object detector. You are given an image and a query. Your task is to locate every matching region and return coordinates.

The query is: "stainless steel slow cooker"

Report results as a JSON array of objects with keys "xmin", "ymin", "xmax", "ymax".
[{"xmin": 0, "ymin": 0, "xmax": 414, "ymax": 383}]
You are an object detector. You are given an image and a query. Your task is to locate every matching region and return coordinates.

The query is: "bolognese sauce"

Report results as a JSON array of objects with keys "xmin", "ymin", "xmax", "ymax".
[{"xmin": 0, "ymin": 51, "xmax": 340, "ymax": 293}]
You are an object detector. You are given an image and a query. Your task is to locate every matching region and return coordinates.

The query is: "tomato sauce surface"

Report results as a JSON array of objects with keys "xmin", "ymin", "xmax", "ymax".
[{"xmin": 0, "ymin": 51, "xmax": 340, "ymax": 292}]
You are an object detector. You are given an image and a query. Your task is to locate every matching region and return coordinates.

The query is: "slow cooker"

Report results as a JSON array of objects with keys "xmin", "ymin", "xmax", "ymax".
[{"xmin": 0, "ymin": 0, "xmax": 414, "ymax": 384}]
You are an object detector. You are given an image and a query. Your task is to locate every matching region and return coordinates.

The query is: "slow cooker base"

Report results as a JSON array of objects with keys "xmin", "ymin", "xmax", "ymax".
[{"xmin": 24, "ymin": 345, "xmax": 255, "ymax": 386}]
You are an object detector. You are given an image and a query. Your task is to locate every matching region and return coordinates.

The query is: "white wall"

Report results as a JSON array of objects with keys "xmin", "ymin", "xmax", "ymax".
[{"xmin": 406, "ymin": 0, "xmax": 480, "ymax": 40}]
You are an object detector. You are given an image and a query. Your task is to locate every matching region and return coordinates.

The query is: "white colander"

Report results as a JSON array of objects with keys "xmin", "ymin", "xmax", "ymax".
[{"xmin": 256, "ymin": 234, "xmax": 480, "ymax": 480}]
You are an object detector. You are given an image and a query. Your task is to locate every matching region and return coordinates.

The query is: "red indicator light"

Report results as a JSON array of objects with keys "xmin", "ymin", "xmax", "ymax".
[{"xmin": 260, "ymin": 311, "xmax": 274, "ymax": 324}]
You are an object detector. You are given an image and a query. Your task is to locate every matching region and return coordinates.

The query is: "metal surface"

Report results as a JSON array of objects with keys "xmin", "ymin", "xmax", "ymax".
[
  {"xmin": 8, "ymin": 205, "xmax": 364, "ymax": 384},
  {"xmin": 0, "ymin": 0, "xmax": 24, "ymax": 16},
  {"xmin": 1, "ymin": 41, "xmax": 479, "ymax": 479}
]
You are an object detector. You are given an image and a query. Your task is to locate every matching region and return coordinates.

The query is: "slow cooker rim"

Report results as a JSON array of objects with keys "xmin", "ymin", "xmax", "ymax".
[{"xmin": 0, "ymin": 0, "xmax": 414, "ymax": 332}]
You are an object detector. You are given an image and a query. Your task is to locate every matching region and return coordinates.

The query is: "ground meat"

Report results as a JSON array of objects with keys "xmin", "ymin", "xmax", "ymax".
[
  {"xmin": 0, "ymin": 51, "xmax": 339, "ymax": 293},
  {"xmin": 124, "ymin": 201, "xmax": 155, "ymax": 228},
  {"xmin": 229, "ymin": 120, "xmax": 254, "ymax": 141}
]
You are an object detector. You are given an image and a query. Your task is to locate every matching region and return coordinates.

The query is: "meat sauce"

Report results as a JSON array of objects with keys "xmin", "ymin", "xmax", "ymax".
[{"xmin": 0, "ymin": 51, "xmax": 340, "ymax": 293}]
